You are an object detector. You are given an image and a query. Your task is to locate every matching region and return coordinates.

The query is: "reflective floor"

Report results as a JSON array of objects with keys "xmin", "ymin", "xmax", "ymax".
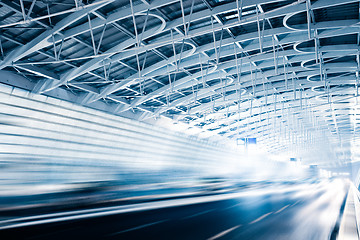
[{"xmin": 0, "ymin": 178, "xmax": 347, "ymax": 240}]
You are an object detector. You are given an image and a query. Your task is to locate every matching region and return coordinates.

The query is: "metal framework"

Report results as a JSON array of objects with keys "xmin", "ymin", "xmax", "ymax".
[{"xmin": 0, "ymin": 0, "xmax": 359, "ymax": 166}]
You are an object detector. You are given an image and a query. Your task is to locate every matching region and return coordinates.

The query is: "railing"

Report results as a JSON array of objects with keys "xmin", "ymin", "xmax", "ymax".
[
  {"xmin": 338, "ymin": 183, "xmax": 360, "ymax": 240},
  {"xmin": 353, "ymin": 185, "xmax": 360, "ymax": 237}
]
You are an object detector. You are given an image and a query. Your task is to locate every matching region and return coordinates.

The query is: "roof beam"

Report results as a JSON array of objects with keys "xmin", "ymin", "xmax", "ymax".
[
  {"xmin": 29, "ymin": 0, "xmax": 297, "ymax": 93},
  {"xmin": 0, "ymin": 0, "xmax": 114, "ymax": 70}
]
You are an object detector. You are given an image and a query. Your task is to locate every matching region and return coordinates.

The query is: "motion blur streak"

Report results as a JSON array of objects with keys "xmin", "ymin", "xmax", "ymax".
[
  {"xmin": 0, "ymin": 84, "xmax": 304, "ymax": 195},
  {"xmin": 0, "ymin": 179, "xmax": 348, "ymax": 240},
  {"xmin": 0, "ymin": 180, "xmax": 332, "ymax": 229},
  {"xmin": 0, "ymin": 83, "xmax": 351, "ymax": 240}
]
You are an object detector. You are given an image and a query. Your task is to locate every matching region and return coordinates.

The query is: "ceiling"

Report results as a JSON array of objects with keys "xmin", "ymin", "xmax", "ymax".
[{"xmin": 0, "ymin": 0, "xmax": 359, "ymax": 166}]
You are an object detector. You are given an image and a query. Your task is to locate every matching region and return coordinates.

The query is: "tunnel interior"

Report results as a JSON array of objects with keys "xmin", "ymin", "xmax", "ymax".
[{"xmin": 0, "ymin": 0, "xmax": 360, "ymax": 239}]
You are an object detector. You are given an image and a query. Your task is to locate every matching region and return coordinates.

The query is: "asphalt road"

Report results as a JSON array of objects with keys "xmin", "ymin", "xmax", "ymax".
[{"xmin": 0, "ymin": 180, "xmax": 348, "ymax": 240}]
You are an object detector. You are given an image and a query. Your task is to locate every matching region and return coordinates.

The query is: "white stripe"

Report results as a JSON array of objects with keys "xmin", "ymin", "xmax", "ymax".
[
  {"xmin": 183, "ymin": 209, "xmax": 214, "ymax": 219},
  {"xmin": 275, "ymin": 204, "xmax": 290, "ymax": 214},
  {"xmin": 249, "ymin": 212, "xmax": 272, "ymax": 224},
  {"xmin": 207, "ymin": 225, "xmax": 241, "ymax": 240},
  {"xmin": 109, "ymin": 220, "xmax": 167, "ymax": 236}
]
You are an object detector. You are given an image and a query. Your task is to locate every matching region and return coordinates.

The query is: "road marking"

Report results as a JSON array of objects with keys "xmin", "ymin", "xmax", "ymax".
[
  {"xmin": 207, "ymin": 225, "xmax": 241, "ymax": 240},
  {"xmin": 224, "ymin": 202, "xmax": 242, "ymax": 210},
  {"xmin": 249, "ymin": 212, "xmax": 272, "ymax": 224},
  {"xmin": 290, "ymin": 200, "xmax": 301, "ymax": 207},
  {"xmin": 275, "ymin": 204, "xmax": 290, "ymax": 214},
  {"xmin": 109, "ymin": 219, "xmax": 167, "ymax": 236},
  {"xmin": 183, "ymin": 209, "xmax": 214, "ymax": 219}
]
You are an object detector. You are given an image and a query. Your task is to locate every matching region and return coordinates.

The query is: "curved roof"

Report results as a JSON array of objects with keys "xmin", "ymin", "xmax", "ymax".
[{"xmin": 0, "ymin": 0, "xmax": 359, "ymax": 165}]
